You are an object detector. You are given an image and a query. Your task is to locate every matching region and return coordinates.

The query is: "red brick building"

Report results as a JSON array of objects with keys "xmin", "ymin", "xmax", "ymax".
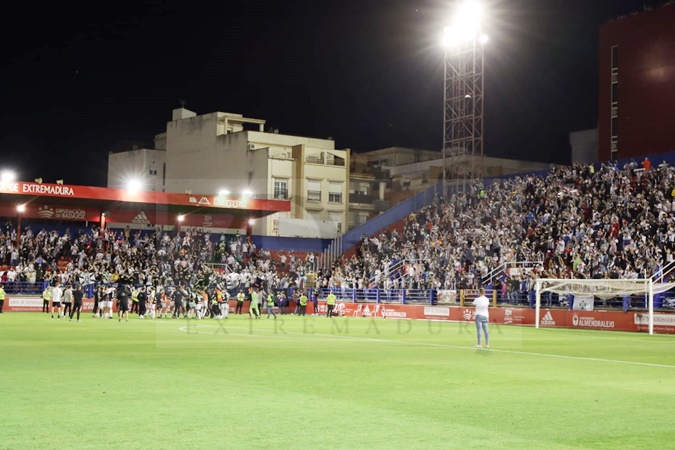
[{"xmin": 598, "ymin": 3, "xmax": 675, "ymax": 161}]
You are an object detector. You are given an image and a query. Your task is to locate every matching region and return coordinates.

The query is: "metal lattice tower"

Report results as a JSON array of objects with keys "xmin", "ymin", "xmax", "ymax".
[{"xmin": 443, "ymin": 35, "xmax": 484, "ymax": 194}]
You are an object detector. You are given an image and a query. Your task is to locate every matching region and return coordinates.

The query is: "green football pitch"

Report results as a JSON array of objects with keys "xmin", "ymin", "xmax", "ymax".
[{"xmin": 2, "ymin": 312, "xmax": 675, "ymax": 449}]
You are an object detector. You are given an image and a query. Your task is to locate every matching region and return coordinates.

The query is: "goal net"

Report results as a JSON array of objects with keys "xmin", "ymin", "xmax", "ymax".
[{"xmin": 535, "ymin": 278, "xmax": 675, "ymax": 335}]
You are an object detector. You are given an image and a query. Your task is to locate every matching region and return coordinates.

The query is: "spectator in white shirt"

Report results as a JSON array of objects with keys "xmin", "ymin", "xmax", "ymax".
[{"xmin": 473, "ymin": 287, "xmax": 490, "ymax": 349}]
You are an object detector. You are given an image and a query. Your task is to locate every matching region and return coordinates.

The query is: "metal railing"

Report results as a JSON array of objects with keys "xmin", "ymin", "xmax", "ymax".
[
  {"xmin": 651, "ymin": 260, "xmax": 675, "ymax": 283},
  {"xmin": 7, "ymin": 282, "xmax": 675, "ymax": 312},
  {"xmin": 1, "ymin": 281, "xmax": 49, "ymax": 296},
  {"xmin": 482, "ymin": 260, "xmax": 543, "ymax": 285}
]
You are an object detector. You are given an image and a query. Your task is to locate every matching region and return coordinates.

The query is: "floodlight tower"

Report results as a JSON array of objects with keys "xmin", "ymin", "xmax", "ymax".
[{"xmin": 442, "ymin": 0, "xmax": 487, "ymax": 195}]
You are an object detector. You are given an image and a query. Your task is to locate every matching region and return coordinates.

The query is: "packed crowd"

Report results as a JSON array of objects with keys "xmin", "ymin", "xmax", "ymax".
[
  {"xmin": 0, "ymin": 224, "xmax": 318, "ymax": 295},
  {"xmin": 337, "ymin": 159, "xmax": 675, "ymax": 292},
  {"xmin": 3, "ymin": 158, "xmax": 675, "ymax": 301}
]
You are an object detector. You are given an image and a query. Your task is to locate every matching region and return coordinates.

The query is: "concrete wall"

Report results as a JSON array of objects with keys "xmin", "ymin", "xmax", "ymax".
[
  {"xmin": 165, "ymin": 113, "xmax": 251, "ymax": 197},
  {"xmin": 570, "ymin": 129, "xmax": 599, "ymax": 165},
  {"xmin": 163, "ymin": 111, "xmax": 348, "ymax": 238},
  {"xmin": 107, "ymin": 148, "xmax": 166, "ymax": 191}
]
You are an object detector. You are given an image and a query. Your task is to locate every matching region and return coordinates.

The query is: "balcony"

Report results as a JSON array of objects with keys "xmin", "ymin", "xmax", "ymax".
[
  {"xmin": 305, "ymin": 154, "xmax": 346, "ymax": 166},
  {"xmin": 349, "ymin": 193, "xmax": 375, "ymax": 204}
]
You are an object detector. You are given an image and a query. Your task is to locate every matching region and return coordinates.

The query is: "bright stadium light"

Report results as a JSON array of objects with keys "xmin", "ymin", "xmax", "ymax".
[
  {"xmin": 248, "ymin": 218, "xmax": 256, "ymax": 226},
  {"xmin": 1, "ymin": 170, "xmax": 16, "ymax": 182},
  {"xmin": 17, "ymin": 204, "xmax": 26, "ymax": 213},
  {"xmin": 242, "ymin": 190, "xmax": 253, "ymax": 198},
  {"xmin": 218, "ymin": 189, "xmax": 230, "ymax": 196},
  {"xmin": 442, "ymin": 0, "xmax": 486, "ymax": 47},
  {"xmin": 177, "ymin": 215, "xmax": 185, "ymax": 223},
  {"xmin": 126, "ymin": 179, "xmax": 143, "ymax": 193}
]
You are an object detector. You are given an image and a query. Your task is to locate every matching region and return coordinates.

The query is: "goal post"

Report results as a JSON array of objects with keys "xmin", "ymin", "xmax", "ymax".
[{"xmin": 535, "ymin": 278, "xmax": 675, "ymax": 335}]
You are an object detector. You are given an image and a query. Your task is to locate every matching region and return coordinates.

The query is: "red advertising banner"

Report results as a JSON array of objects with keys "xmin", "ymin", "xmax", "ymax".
[
  {"xmin": 5, "ymin": 296, "xmax": 675, "ymax": 334},
  {"xmin": 312, "ymin": 302, "xmax": 675, "ymax": 334},
  {"xmin": 107, "ymin": 210, "xmax": 247, "ymax": 228},
  {"xmin": 0, "ymin": 203, "xmax": 100, "ymax": 222},
  {"xmin": 5, "ymin": 296, "xmax": 97, "ymax": 312},
  {"xmin": 0, "ymin": 181, "xmax": 290, "ymax": 212}
]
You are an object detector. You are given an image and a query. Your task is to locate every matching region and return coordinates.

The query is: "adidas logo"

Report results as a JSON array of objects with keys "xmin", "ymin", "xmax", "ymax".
[
  {"xmin": 131, "ymin": 211, "xmax": 151, "ymax": 225},
  {"xmin": 540, "ymin": 311, "xmax": 556, "ymax": 326}
]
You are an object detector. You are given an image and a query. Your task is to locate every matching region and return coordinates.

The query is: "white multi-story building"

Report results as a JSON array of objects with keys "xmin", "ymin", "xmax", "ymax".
[
  {"xmin": 161, "ymin": 108, "xmax": 349, "ymax": 237},
  {"xmin": 107, "ymin": 146, "xmax": 166, "ymax": 192}
]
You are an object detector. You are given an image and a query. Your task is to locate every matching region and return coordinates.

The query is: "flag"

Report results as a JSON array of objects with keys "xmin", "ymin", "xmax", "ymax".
[{"xmin": 572, "ymin": 296, "xmax": 594, "ymax": 311}]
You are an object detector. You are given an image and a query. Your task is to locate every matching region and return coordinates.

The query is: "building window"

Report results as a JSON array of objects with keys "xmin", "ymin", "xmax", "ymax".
[
  {"xmin": 611, "ymin": 117, "xmax": 618, "ymax": 139},
  {"xmin": 611, "ymin": 83, "xmax": 618, "ymax": 105},
  {"xmin": 329, "ymin": 211, "xmax": 343, "ymax": 233},
  {"xmin": 273, "ymin": 179, "xmax": 288, "ymax": 200},
  {"xmin": 328, "ymin": 181, "xmax": 343, "ymax": 203},
  {"xmin": 611, "ymin": 45, "xmax": 618, "ymax": 71},
  {"xmin": 307, "ymin": 210, "xmax": 323, "ymax": 222},
  {"xmin": 307, "ymin": 179, "xmax": 321, "ymax": 202},
  {"xmin": 149, "ymin": 169, "xmax": 158, "ymax": 176}
]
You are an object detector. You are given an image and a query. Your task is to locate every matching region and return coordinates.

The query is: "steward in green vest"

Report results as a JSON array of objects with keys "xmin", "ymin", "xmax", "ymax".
[
  {"xmin": 0, "ymin": 284, "xmax": 5, "ymax": 313},
  {"xmin": 326, "ymin": 293, "xmax": 337, "ymax": 318},
  {"xmin": 298, "ymin": 293, "xmax": 308, "ymax": 316},
  {"xmin": 266, "ymin": 293, "xmax": 277, "ymax": 319},
  {"xmin": 42, "ymin": 287, "xmax": 52, "ymax": 313}
]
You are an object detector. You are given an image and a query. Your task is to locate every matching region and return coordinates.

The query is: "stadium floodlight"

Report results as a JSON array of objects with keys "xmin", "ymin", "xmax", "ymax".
[
  {"xmin": 17, "ymin": 204, "xmax": 26, "ymax": 213},
  {"xmin": 442, "ymin": 0, "xmax": 486, "ymax": 47},
  {"xmin": 177, "ymin": 215, "xmax": 185, "ymax": 223},
  {"xmin": 442, "ymin": 0, "xmax": 487, "ymax": 195},
  {"xmin": 242, "ymin": 190, "xmax": 253, "ymax": 198},
  {"xmin": 126, "ymin": 179, "xmax": 143, "ymax": 193},
  {"xmin": 248, "ymin": 219, "xmax": 256, "ymax": 226},
  {"xmin": 218, "ymin": 189, "xmax": 230, "ymax": 196},
  {"xmin": 1, "ymin": 170, "xmax": 16, "ymax": 182}
]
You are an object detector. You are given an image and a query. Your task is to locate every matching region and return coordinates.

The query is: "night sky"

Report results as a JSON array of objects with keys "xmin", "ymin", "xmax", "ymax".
[{"xmin": 0, "ymin": 0, "xmax": 656, "ymax": 186}]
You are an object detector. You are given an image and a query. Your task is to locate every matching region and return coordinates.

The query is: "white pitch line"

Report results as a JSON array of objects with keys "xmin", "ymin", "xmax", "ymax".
[{"xmin": 177, "ymin": 324, "xmax": 675, "ymax": 370}]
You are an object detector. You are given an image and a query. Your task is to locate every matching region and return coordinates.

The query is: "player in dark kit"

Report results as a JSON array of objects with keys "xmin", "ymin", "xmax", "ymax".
[
  {"xmin": 137, "ymin": 287, "xmax": 148, "ymax": 319},
  {"xmin": 92, "ymin": 286, "xmax": 103, "ymax": 318},
  {"xmin": 118, "ymin": 285, "xmax": 131, "ymax": 322},
  {"xmin": 172, "ymin": 287, "xmax": 185, "ymax": 319},
  {"xmin": 70, "ymin": 285, "xmax": 84, "ymax": 322}
]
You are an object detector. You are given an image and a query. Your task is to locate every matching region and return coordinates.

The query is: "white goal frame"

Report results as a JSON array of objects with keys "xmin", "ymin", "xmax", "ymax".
[{"xmin": 535, "ymin": 278, "xmax": 675, "ymax": 335}]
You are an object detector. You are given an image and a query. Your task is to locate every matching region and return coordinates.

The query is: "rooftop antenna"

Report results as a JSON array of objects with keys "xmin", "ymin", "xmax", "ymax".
[{"xmin": 179, "ymin": 99, "xmax": 187, "ymax": 108}]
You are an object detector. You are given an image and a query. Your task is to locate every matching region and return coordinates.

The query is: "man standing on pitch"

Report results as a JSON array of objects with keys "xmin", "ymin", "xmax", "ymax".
[
  {"xmin": 62, "ymin": 284, "xmax": 73, "ymax": 319},
  {"xmin": 298, "ymin": 291, "xmax": 308, "ymax": 316},
  {"xmin": 172, "ymin": 286, "xmax": 185, "ymax": 319},
  {"xmin": 0, "ymin": 284, "xmax": 5, "ymax": 313},
  {"xmin": 249, "ymin": 287, "xmax": 260, "ymax": 319},
  {"xmin": 137, "ymin": 286, "xmax": 148, "ymax": 319},
  {"xmin": 326, "ymin": 291, "xmax": 337, "ymax": 318},
  {"xmin": 118, "ymin": 285, "xmax": 131, "ymax": 322},
  {"xmin": 70, "ymin": 284, "xmax": 84, "ymax": 322},
  {"xmin": 92, "ymin": 285, "xmax": 102, "ymax": 317},
  {"xmin": 42, "ymin": 285, "xmax": 51, "ymax": 313},
  {"xmin": 311, "ymin": 290, "xmax": 318, "ymax": 316},
  {"xmin": 473, "ymin": 287, "xmax": 490, "ymax": 349},
  {"xmin": 51, "ymin": 282, "xmax": 63, "ymax": 319},
  {"xmin": 235, "ymin": 290, "xmax": 245, "ymax": 315},
  {"xmin": 266, "ymin": 291, "xmax": 277, "ymax": 319}
]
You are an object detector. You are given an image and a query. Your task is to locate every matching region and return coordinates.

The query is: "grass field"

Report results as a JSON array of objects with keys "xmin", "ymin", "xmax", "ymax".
[{"xmin": 2, "ymin": 312, "xmax": 675, "ymax": 449}]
